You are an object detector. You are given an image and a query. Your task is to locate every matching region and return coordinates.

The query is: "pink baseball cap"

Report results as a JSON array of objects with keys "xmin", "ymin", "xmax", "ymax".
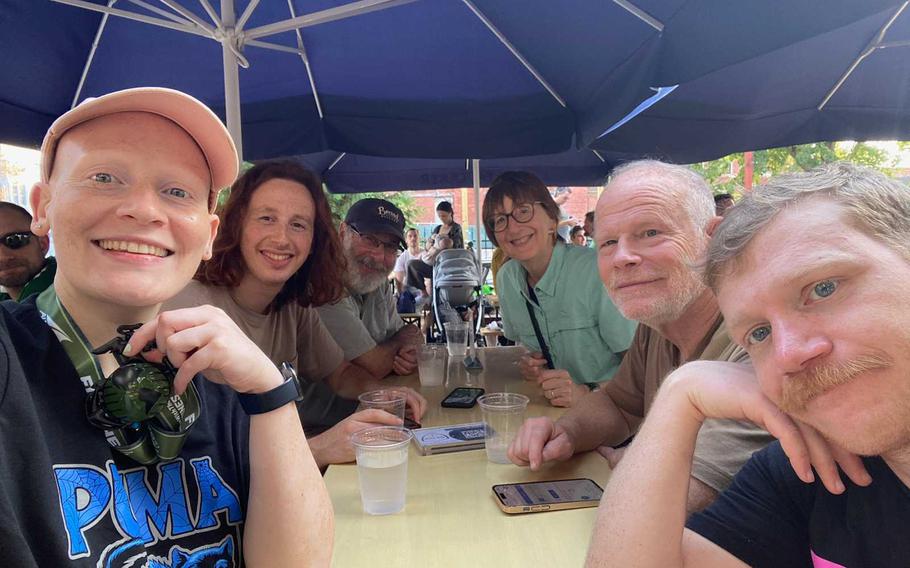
[{"xmin": 40, "ymin": 87, "xmax": 239, "ymax": 211}]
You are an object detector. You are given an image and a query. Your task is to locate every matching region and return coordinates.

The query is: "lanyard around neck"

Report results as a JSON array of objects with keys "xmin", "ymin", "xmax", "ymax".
[{"xmin": 36, "ymin": 286, "xmax": 200, "ymax": 464}]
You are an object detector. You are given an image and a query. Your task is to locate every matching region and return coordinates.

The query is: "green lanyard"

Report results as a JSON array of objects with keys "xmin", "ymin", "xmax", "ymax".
[{"xmin": 36, "ymin": 286, "xmax": 200, "ymax": 464}]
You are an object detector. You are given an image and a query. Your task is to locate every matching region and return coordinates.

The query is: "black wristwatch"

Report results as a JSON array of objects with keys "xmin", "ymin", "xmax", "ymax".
[{"xmin": 237, "ymin": 362, "xmax": 304, "ymax": 415}]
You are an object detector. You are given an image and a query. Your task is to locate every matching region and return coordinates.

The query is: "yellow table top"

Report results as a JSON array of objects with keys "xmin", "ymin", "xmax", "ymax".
[{"xmin": 325, "ymin": 347, "xmax": 611, "ymax": 567}]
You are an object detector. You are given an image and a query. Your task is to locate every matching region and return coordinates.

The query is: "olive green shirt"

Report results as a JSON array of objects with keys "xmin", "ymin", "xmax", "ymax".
[{"xmin": 498, "ymin": 243, "xmax": 636, "ymax": 385}]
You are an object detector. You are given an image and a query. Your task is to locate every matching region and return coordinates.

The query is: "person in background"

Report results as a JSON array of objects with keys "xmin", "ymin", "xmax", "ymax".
[
  {"xmin": 391, "ymin": 227, "xmax": 421, "ymax": 294},
  {"xmin": 0, "ymin": 202, "xmax": 55, "ymax": 301},
  {"xmin": 714, "ymin": 192, "xmax": 735, "ymax": 216},
  {"xmin": 570, "ymin": 225, "xmax": 587, "ymax": 246},
  {"xmin": 490, "ymin": 246, "xmax": 509, "ymax": 291},
  {"xmin": 406, "ymin": 200, "xmax": 463, "ymax": 300},
  {"xmin": 483, "ymin": 171, "xmax": 635, "ymax": 407},
  {"xmin": 588, "ymin": 162, "xmax": 909, "ymax": 568},
  {"xmin": 583, "ymin": 210, "xmax": 595, "ymax": 240},
  {"xmin": 508, "ymin": 160, "xmax": 771, "ymax": 513},
  {"xmin": 317, "ymin": 198, "xmax": 421, "ymax": 378},
  {"xmin": 0, "ymin": 87, "xmax": 333, "ymax": 566},
  {"xmin": 165, "ymin": 162, "xmax": 425, "ymax": 467}
]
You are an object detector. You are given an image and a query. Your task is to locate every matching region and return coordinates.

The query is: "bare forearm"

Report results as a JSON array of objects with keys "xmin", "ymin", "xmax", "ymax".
[
  {"xmin": 307, "ymin": 431, "xmax": 333, "ymax": 470},
  {"xmin": 244, "ymin": 404, "xmax": 334, "ymax": 567},
  {"xmin": 586, "ymin": 384, "xmax": 702, "ymax": 567},
  {"xmin": 326, "ymin": 361, "xmax": 383, "ymax": 398},
  {"xmin": 352, "ymin": 342, "xmax": 400, "ymax": 380},
  {"xmin": 686, "ymin": 477, "xmax": 719, "ymax": 514},
  {"xmin": 557, "ymin": 390, "xmax": 635, "ymax": 452}
]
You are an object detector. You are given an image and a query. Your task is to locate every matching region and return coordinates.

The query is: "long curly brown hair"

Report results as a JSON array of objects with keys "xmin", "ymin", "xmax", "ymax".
[{"xmin": 195, "ymin": 161, "xmax": 345, "ymax": 309}]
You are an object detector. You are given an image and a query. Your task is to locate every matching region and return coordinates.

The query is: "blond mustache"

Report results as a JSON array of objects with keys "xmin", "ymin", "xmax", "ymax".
[{"xmin": 780, "ymin": 353, "xmax": 892, "ymax": 413}]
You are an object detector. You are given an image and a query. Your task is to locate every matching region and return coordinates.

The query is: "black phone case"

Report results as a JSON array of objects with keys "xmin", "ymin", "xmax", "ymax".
[{"xmin": 440, "ymin": 387, "xmax": 485, "ymax": 408}]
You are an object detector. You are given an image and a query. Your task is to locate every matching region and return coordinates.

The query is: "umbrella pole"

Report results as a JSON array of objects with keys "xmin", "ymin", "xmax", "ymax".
[
  {"xmin": 221, "ymin": 0, "xmax": 243, "ymax": 161},
  {"xmin": 472, "ymin": 159, "xmax": 482, "ymax": 265}
]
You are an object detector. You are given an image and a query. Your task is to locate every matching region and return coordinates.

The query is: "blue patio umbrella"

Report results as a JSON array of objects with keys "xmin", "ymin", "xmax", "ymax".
[
  {"xmin": 295, "ymin": 148, "xmax": 614, "ymax": 194},
  {"xmin": 0, "ymin": 0, "xmax": 660, "ymax": 160},
  {"xmin": 1, "ymin": 0, "xmax": 901, "ymax": 163},
  {"xmin": 589, "ymin": 2, "xmax": 910, "ymax": 163}
]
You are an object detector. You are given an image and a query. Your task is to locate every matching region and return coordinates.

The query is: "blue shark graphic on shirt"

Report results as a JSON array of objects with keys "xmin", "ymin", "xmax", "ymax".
[{"xmin": 102, "ymin": 535, "xmax": 234, "ymax": 568}]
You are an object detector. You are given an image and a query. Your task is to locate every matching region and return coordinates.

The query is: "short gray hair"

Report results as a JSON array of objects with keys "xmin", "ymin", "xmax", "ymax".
[
  {"xmin": 705, "ymin": 162, "xmax": 910, "ymax": 290},
  {"xmin": 608, "ymin": 160, "xmax": 715, "ymax": 234}
]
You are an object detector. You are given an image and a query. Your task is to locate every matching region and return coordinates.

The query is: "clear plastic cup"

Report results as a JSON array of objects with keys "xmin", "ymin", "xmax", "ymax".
[
  {"xmin": 478, "ymin": 393, "xmax": 530, "ymax": 464},
  {"xmin": 417, "ymin": 344, "xmax": 446, "ymax": 386},
  {"xmin": 351, "ymin": 426, "xmax": 413, "ymax": 515},
  {"xmin": 357, "ymin": 389, "xmax": 407, "ymax": 421},
  {"xmin": 443, "ymin": 321, "xmax": 470, "ymax": 358}
]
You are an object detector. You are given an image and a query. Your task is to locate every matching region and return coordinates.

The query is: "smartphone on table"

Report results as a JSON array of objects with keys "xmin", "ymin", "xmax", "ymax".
[
  {"xmin": 440, "ymin": 387, "xmax": 485, "ymax": 408},
  {"xmin": 492, "ymin": 478, "xmax": 603, "ymax": 514}
]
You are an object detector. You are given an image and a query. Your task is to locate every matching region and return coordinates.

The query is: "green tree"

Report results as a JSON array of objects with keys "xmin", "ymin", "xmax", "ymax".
[{"xmin": 691, "ymin": 142, "xmax": 896, "ymax": 196}]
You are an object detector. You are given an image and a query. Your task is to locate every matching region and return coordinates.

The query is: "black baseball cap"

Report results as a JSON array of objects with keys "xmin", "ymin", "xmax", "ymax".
[{"xmin": 344, "ymin": 198, "xmax": 406, "ymax": 248}]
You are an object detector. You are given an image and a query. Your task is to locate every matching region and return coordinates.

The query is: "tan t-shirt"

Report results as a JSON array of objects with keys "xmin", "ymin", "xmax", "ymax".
[
  {"xmin": 164, "ymin": 281, "xmax": 344, "ymax": 382},
  {"xmin": 601, "ymin": 316, "xmax": 773, "ymax": 492}
]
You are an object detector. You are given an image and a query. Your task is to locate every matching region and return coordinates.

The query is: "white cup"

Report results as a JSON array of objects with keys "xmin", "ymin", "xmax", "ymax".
[
  {"xmin": 417, "ymin": 344, "xmax": 446, "ymax": 386},
  {"xmin": 351, "ymin": 426, "xmax": 413, "ymax": 515}
]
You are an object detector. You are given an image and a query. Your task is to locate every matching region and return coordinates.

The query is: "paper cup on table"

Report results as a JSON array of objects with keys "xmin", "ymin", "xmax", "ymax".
[
  {"xmin": 417, "ymin": 344, "xmax": 446, "ymax": 386},
  {"xmin": 443, "ymin": 321, "xmax": 469, "ymax": 358},
  {"xmin": 478, "ymin": 393, "xmax": 530, "ymax": 464},
  {"xmin": 351, "ymin": 426, "xmax": 413, "ymax": 515},
  {"xmin": 358, "ymin": 389, "xmax": 407, "ymax": 421}
]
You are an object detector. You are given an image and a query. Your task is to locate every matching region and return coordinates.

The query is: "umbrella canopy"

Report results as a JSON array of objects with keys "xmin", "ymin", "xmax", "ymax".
[
  {"xmin": 3, "ymin": 0, "xmax": 901, "ymax": 163},
  {"xmin": 295, "ymin": 148, "xmax": 614, "ymax": 193},
  {"xmin": 590, "ymin": 1, "xmax": 910, "ymax": 163},
  {"xmin": 1, "ymin": 0, "xmax": 661, "ymax": 160}
]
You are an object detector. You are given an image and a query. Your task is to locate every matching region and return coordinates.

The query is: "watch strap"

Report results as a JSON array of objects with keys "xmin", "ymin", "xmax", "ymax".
[{"xmin": 237, "ymin": 362, "xmax": 303, "ymax": 415}]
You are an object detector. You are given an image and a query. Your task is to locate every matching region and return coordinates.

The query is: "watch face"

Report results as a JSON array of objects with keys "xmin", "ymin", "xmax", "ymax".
[{"xmin": 280, "ymin": 362, "xmax": 304, "ymax": 401}]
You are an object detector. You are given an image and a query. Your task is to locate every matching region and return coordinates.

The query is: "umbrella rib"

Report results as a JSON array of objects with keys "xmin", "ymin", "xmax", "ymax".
[
  {"xmin": 243, "ymin": 0, "xmax": 419, "ymax": 41},
  {"xmin": 327, "ymin": 153, "xmax": 348, "ymax": 171},
  {"xmin": 198, "ymin": 0, "xmax": 222, "ymax": 28},
  {"xmin": 612, "ymin": 0, "xmax": 663, "ymax": 32},
  {"xmin": 158, "ymin": 0, "xmax": 217, "ymax": 35},
  {"xmin": 287, "ymin": 0, "xmax": 325, "ymax": 119},
  {"xmin": 127, "ymin": 0, "xmax": 195, "ymax": 25},
  {"xmin": 236, "ymin": 0, "xmax": 261, "ymax": 31},
  {"xmin": 71, "ymin": 0, "xmax": 117, "ymax": 109},
  {"xmin": 818, "ymin": 1, "xmax": 909, "ymax": 111},
  {"xmin": 52, "ymin": 0, "xmax": 212, "ymax": 38},
  {"xmin": 461, "ymin": 0, "xmax": 567, "ymax": 109},
  {"xmin": 244, "ymin": 39, "xmax": 305, "ymax": 55}
]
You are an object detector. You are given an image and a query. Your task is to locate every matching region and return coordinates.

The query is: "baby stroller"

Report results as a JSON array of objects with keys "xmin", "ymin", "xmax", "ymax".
[{"xmin": 429, "ymin": 249, "xmax": 483, "ymax": 343}]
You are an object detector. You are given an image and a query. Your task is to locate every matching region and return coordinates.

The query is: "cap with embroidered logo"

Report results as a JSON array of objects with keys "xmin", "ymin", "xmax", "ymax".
[{"xmin": 344, "ymin": 198, "xmax": 406, "ymax": 248}]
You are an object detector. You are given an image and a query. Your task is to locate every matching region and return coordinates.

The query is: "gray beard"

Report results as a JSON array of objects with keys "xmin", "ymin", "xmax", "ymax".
[
  {"xmin": 342, "ymin": 245, "xmax": 390, "ymax": 295},
  {"xmin": 347, "ymin": 270, "xmax": 387, "ymax": 295}
]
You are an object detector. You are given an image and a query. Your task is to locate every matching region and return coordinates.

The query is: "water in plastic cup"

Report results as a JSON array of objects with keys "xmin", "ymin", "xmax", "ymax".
[
  {"xmin": 417, "ymin": 344, "xmax": 446, "ymax": 386},
  {"xmin": 358, "ymin": 389, "xmax": 407, "ymax": 421},
  {"xmin": 478, "ymin": 393, "xmax": 530, "ymax": 464},
  {"xmin": 351, "ymin": 426, "xmax": 413, "ymax": 515},
  {"xmin": 443, "ymin": 321, "xmax": 469, "ymax": 358}
]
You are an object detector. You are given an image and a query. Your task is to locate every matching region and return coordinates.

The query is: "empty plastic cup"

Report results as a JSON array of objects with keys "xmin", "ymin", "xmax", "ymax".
[
  {"xmin": 443, "ymin": 321, "xmax": 470, "ymax": 358},
  {"xmin": 351, "ymin": 426, "xmax": 413, "ymax": 515},
  {"xmin": 478, "ymin": 393, "xmax": 530, "ymax": 464},
  {"xmin": 358, "ymin": 389, "xmax": 407, "ymax": 421},
  {"xmin": 417, "ymin": 344, "xmax": 447, "ymax": 386}
]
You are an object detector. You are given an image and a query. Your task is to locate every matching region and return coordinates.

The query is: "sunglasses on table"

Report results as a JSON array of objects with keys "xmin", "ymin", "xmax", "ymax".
[{"xmin": 0, "ymin": 232, "xmax": 34, "ymax": 250}]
